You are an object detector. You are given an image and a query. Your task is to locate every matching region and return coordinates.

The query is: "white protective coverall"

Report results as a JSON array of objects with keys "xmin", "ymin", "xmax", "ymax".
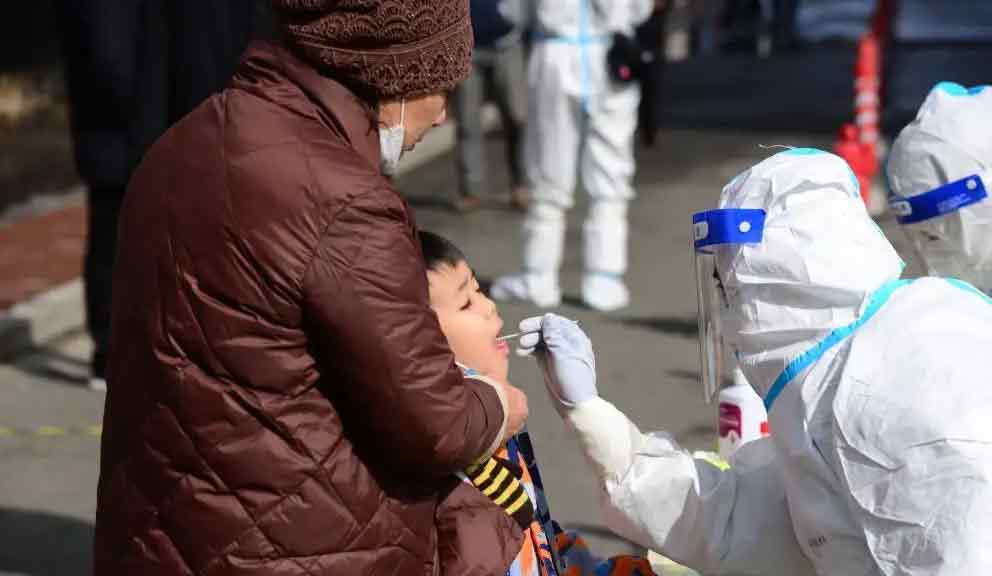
[
  {"xmin": 491, "ymin": 0, "xmax": 654, "ymax": 311},
  {"xmin": 562, "ymin": 149, "xmax": 992, "ymax": 575},
  {"xmin": 887, "ymin": 82, "xmax": 992, "ymax": 293}
]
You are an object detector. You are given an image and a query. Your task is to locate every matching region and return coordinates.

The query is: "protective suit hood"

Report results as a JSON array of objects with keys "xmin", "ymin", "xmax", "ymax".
[
  {"xmin": 716, "ymin": 148, "xmax": 904, "ymax": 400},
  {"xmin": 886, "ymin": 82, "xmax": 992, "ymax": 293}
]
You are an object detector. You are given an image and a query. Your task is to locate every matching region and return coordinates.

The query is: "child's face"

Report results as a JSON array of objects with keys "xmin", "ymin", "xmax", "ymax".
[{"xmin": 427, "ymin": 260, "xmax": 510, "ymax": 382}]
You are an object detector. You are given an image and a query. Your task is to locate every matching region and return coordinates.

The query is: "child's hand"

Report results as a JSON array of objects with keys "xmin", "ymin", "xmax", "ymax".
[{"xmin": 517, "ymin": 314, "xmax": 599, "ymax": 412}]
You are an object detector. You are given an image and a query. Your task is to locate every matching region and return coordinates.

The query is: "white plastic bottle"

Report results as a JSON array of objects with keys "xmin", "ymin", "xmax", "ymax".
[{"xmin": 717, "ymin": 366, "xmax": 769, "ymax": 458}]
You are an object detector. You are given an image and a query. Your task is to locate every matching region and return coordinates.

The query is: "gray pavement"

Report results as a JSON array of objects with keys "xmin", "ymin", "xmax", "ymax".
[
  {"xmin": 0, "ymin": 127, "xmax": 924, "ymax": 575},
  {"xmin": 0, "ymin": 328, "xmax": 100, "ymax": 576}
]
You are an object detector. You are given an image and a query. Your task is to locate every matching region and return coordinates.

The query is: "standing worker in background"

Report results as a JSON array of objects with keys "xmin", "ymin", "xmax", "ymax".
[
  {"xmin": 492, "ymin": 0, "xmax": 656, "ymax": 312},
  {"xmin": 452, "ymin": 0, "xmax": 529, "ymax": 213},
  {"xmin": 519, "ymin": 148, "xmax": 992, "ymax": 575},
  {"xmin": 55, "ymin": 1, "xmax": 269, "ymax": 390},
  {"xmin": 887, "ymin": 82, "xmax": 992, "ymax": 294}
]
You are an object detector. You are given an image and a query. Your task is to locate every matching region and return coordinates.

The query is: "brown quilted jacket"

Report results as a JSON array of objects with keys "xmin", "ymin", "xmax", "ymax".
[{"xmin": 94, "ymin": 41, "xmax": 511, "ymax": 576}]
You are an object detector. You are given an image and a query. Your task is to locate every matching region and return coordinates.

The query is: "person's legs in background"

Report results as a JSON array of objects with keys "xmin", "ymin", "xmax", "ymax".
[
  {"xmin": 491, "ymin": 38, "xmax": 529, "ymax": 211},
  {"xmin": 579, "ymin": 79, "xmax": 639, "ymax": 312},
  {"xmin": 58, "ymin": 1, "xmax": 269, "ymax": 390},
  {"xmin": 83, "ymin": 186, "xmax": 126, "ymax": 390},
  {"xmin": 169, "ymin": 0, "xmax": 265, "ymax": 121},
  {"xmin": 55, "ymin": 2, "xmax": 138, "ymax": 390},
  {"xmin": 453, "ymin": 58, "xmax": 489, "ymax": 213},
  {"xmin": 491, "ymin": 43, "xmax": 579, "ymax": 308}
]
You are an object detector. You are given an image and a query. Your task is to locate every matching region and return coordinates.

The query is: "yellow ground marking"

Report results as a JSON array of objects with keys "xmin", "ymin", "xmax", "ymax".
[{"xmin": 0, "ymin": 425, "xmax": 103, "ymax": 438}]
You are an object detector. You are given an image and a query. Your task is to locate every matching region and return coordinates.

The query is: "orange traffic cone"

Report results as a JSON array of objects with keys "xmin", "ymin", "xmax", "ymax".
[{"xmin": 834, "ymin": 123, "xmax": 875, "ymax": 206}]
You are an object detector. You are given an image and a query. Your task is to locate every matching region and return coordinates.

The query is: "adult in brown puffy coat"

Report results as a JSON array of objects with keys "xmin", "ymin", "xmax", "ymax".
[{"xmin": 93, "ymin": 1, "xmax": 529, "ymax": 574}]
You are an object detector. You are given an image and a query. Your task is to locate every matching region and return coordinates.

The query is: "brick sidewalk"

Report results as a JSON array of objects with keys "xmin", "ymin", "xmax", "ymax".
[{"xmin": 0, "ymin": 198, "xmax": 84, "ymax": 310}]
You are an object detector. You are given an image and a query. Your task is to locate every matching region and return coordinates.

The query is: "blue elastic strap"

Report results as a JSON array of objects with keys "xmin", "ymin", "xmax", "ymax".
[
  {"xmin": 945, "ymin": 278, "xmax": 992, "ymax": 304},
  {"xmin": 935, "ymin": 81, "xmax": 990, "ymax": 96},
  {"xmin": 531, "ymin": 31, "xmax": 610, "ymax": 44},
  {"xmin": 936, "ymin": 81, "xmax": 970, "ymax": 96},
  {"xmin": 780, "ymin": 147, "xmax": 826, "ymax": 156},
  {"xmin": 506, "ymin": 435, "xmax": 520, "ymax": 463},
  {"xmin": 578, "ymin": 0, "xmax": 591, "ymax": 112},
  {"xmin": 693, "ymin": 209, "xmax": 766, "ymax": 249},
  {"xmin": 890, "ymin": 174, "xmax": 987, "ymax": 224},
  {"xmin": 763, "ymin": 279, "xmax": 912, "ymax": 411},
  {"xmin": 532, "ymin": 1, "xmax": 609, "ymax": 113},
  {"xmin": 514, "ymin": 428, "xmax": 563, "ymax": 575}
]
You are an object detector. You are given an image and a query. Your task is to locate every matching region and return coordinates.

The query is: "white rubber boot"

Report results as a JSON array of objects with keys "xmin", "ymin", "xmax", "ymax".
[
  {"xmin": 490, "ymin": 273, "xmax": 562, "ymax": 308},
  {"xmin": 491, "ymin": 202, "xmax": 565, "ymax": 308},
  {"xmin": 581, "ymin": 273, "xmax": 630, "ymax": 312},
  {"xmin": 582, "ymin": 200, "xmax": 630, "ymax": 311}
]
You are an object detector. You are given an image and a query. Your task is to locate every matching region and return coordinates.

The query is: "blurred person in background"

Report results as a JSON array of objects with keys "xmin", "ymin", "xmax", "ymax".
[
  {"xmin": 492, "ymin": 0, "xmax": 657, "ymax": 312},
  {"xmin": 452, "ymin": 0, "xmax": 529, "ymax": 213},
  {"xmin": 887, "ymin": 82, "xmax": 992, "ymax": 294},
  {"xmin": 55, "ymin": 1, "xmax": 269, "ymax": 391},
  {"xmin": 93, "ymin": 0, "xmax": 529, "ymax": 574}
]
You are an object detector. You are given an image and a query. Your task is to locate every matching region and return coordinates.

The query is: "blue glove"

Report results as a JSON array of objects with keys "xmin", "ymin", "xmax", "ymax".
[{"xmin": 517, "ymin": 314, "xmax": 598, "ymax": 410}]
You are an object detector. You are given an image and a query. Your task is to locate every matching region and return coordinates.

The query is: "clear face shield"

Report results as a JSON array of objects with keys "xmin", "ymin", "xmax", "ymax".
[
  {"xmin": 692, "ymin": 208, "xmax": 766, "ymax": 403},
  {"xmin": 890, "ymin": 173, "xmax": 990, "ymax": 287}
]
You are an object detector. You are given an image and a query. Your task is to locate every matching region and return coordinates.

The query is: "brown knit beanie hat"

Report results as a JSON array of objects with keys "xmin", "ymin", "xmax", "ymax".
[{"xmin": 271, "ymin": 0, "xmax": 473, "ymax": 102}]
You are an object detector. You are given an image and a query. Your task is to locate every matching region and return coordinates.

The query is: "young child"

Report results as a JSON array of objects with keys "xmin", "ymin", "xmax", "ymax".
[{"xmin": 421, "ymin": 231, "xmax": 656, "ymax": 576}]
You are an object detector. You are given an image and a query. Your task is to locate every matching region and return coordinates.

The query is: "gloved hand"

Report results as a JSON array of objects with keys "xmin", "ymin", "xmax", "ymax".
[{"xmin": 517, "ymin": 314, "xmax": 598, "ymax": 410}]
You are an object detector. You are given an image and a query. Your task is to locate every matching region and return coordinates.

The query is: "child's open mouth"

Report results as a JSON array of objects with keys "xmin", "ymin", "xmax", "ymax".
[{"xmin": 495, "ymin": 340, "xmax": 510, "ymax": 356}]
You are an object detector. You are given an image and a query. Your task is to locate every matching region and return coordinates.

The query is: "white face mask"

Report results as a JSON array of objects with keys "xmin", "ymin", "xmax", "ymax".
[{"xmin": 379, "ymin": 101, "xmax": 406, "ymax": 176}]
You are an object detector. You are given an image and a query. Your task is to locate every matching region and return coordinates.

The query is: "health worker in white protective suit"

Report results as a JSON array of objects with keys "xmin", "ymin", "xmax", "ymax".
[
  {"xmin": 887, "ymin": 81, "xmax": 992, "ymax": 294},
  {"xmin": 518, "ymin": 148, "xmax": 992, "ymax": 575},
  {"xmin": 490, "ymin": 0, "xmax": 656, "ymax": 312}
]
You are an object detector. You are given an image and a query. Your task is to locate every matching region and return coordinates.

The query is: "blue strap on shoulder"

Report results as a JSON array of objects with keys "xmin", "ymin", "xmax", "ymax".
[{"xmin": 764, "ymin": 279, "xmax": 912, "ymax": 411}]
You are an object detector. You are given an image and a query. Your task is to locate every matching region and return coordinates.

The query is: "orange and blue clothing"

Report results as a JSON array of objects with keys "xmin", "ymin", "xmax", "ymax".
[
  {"xmin": 459, "ymin": 368, "xmax": 655, "ymax": 576},
  {"xmin": 495, "ymin": 432, "xmax": 658, "ymax": 576}
]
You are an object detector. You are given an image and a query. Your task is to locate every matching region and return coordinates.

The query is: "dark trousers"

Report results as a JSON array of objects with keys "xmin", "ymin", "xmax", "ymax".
[
  {"xmin": 84, "ymin": 186, "xmax": 127, "ymax": 376},
  {"xmin": 58, "ymin": 0, "xmax": 270, "ymax": 377},
  {"xmin": 453, "ymin": 40, "xmax": 527, "ymax": 198}
]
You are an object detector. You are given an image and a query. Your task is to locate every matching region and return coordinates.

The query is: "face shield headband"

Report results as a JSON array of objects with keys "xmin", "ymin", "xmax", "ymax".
[
  {"xmin": 692, "ymin": 208, "xmax": 766, "ymax": 403},
  {"xmin": 890, "ymin": 173, "xmax": 988, "ymax": 225}
]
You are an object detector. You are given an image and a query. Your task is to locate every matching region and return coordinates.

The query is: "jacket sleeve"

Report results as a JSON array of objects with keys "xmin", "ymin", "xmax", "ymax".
[
  {"xmin": 565, "ymin": 397, "xmax": 816, "ymax": 576},
  {"xmin": 301, "ymin": 186, "xmax": 508, "ymax": 478}
]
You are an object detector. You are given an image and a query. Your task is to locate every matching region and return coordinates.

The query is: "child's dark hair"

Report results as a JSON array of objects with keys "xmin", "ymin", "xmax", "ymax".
[{"xmin": 419, "ymin": 230, "xmax": 466, "ymax": 272}]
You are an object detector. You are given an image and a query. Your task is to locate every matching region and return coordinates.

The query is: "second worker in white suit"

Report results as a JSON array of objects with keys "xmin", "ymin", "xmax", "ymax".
[
  {"xmin": 491, "ymin": 0, "xmax": 656, "ymax": 312},
  {"xmin": 887, "ymin": 81, "xmax": 992, "ymax": 294},
  {"xmin": 518, "ymin": 149, "xmax": 992, "ymax": 575}
]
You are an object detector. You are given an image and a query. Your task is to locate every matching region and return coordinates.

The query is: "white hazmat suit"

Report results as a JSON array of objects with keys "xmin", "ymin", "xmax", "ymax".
[
  {"xmin": 526, "ymin": 149, "xmax": 992, "ymax": 575},
  {"xmin": 491, "ymin": 0, "xmax": 654, "ymax": 311},
  {"xmin": 887, "ymin": 82, "xmax": 992, "ymax": 294}
]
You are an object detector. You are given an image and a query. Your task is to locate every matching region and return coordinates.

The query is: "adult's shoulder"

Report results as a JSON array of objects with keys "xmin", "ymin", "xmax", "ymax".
[
  {"xmin": 220, "ymin": 40, "xmax": 384, "ymax": 210},
  {"xmin": 217, "ymin": 87, "xmax": 391, "ymax": 226}
]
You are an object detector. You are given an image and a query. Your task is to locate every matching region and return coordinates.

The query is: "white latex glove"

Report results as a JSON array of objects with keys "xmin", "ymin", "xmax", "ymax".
[{"xmin": 517, "ymin": 314, "xmax": 598, "ymax": 410}]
